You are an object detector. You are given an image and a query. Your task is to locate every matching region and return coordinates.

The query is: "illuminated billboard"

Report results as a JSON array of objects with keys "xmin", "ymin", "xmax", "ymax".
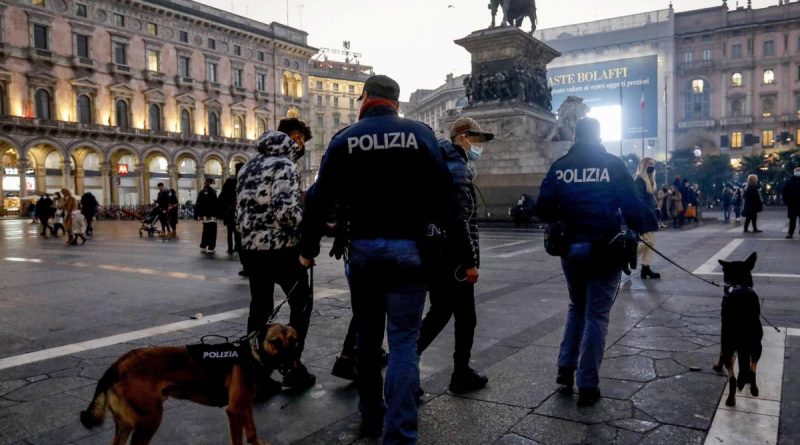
[{"xmin": 548, "ymin": 56, "xmax": 659, "ymax": 140}]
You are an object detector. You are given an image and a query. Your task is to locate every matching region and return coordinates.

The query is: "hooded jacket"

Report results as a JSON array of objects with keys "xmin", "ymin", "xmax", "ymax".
[
  {"xmin": 236, "ymin": 131, "xmax": 304, "ymax": 251},
  {"xmin": 440, "ymin": 139, "xmax": 479, "ymax": 268}
]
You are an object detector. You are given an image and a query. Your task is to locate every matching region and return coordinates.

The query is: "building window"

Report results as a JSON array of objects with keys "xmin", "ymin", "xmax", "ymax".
[
  {"xmin": 208, "ymin": 38, "xmax": 216, "ymax": 50},
  {"xmin": 797, "ymin": 65, "xmax": 800, "ymax": 81},
  {"xmin": 333, "ymin": 115, "xmax": 340, "ymax": 128},
  {"xmin": 0, "ymin": 85, "xmax": 5, "ymax": 116},
  {"xmin": 208, "ymin": 111, "xmax": 219, "ymax": 136},
  {"xmin": 763, "ymin": 69, "xmax": 775, "ymax": 84},
  {"xmin": 731, "ymin": 131, "xmax": 743, "ymax": 149},
  {"xmin": 33, "ymin": 24, "xmax": 48, "ymax": 50},
  {"xmin": 206, "ymin": 61, "xmax": 218, "ymax": 83},
  {"xmin": 316, "ymin": 95, "xmax": 322, "ymax": 106},
  {"xmin": 35, "ymin": 89, "xmax": 51, "ymax": 120},
  {"xmin": 316, "ymin": 114, "xmax": 323, "ymax": 128},
  {"xmin": 114, "ymin": 13, "xmax": 124, "ymax": 27},
  {"xmin": 702, "ymin": 49, "xmax": 712, "ymax": 61},
  {"xmin": 731, "ymin": 99, "xmax": 743, "ymax": 117},
  {"xmin": 333, "ymin": 83, "xmax": 339, "ymax": 92},
  {"xmin": 178, "ymin": 56, "xmax": 191, "ymax": 78},
  {"xmin": 764, "ymin": 40, "xmax": 775, "ymax": 57},
  {"xmin": 684, "ymin": 51, "xmax": 693, "ymax": 64},
  {"xmin": 179, "ymin": 30, "xmax": 188, "ymax": 43},
  {"xmin": 147, "ymin": 23, "xmax": 157, "ymax": 35},
  {"xmin": 77, "ymin": 94, "xmax": 91, "ymax": 124},
  {"xmin": 76, "ymin": 34, "xmax": 89, "ymax": 58},
  {"xmin": 349, "ymin": 85, "xmax": 355, "ymax": 94},
  {"xmin": 148, "ymin": 104, "xmax": 161, "ymax": 131},
  {"xmin": 732, "ymin": 44, "xmax": 742, "ymax": 59},
  {"xmin": 350, "ymin": 98, "xmax": 355, "ymax": 109},
  {"xmin": 76, "ymin": 4, "xmax": 87, "ymax": 17},
  {"xmin": 316, "ymin": 80, "xmax": 323, "ymax": 89},
  {"xmin": 233, "ymin": 45, "xmax": 241, "ymax": 56},
  {"xmin": 685, "ymin": 79, "xmax": 710, "ymax": 120},
  {"xmin": 762, "ymin": 97, "xmax": 775, "ymax": 117},
  {"xmin": 257, "ymin": 50, "xmax": 265, "ymax": 62},
  {"xmin": 257, "ymin": 73, "xmax": 267, "ymax": 92},
  {"xmin": 762, "ymin": 130, "xmax": 774, "ymax": 148},
  {"xmin": 146, "ymin": 49, "xmax": 160, "ymax": 72},
  {"xmin": 180, "ymin": 109, "xmax": 192, "ymax": 135},
  {"xmin": 731, "ymin": 72, "xmax": 742, "ymax": 87},
  {"xmin": 257, "ymin": 118, "xmax": 267, "ymax": 135},
  {"xmin": 232, "ymin": 68, "xmax": 243, "ymax": 88},
  {"xmin": 233, "ymin": 115, "xmax": 244, "ymax": 139},
  {"xmin": 113, "ymin": 42, "xmax": 127, "ymax": 65},
  {"xmin": 115, "ymin": 99, "xmax": 129, "ymax": 128},
  {"xmin": 334, "ymin": 97, "xmax": 339, "ymax": 107}
]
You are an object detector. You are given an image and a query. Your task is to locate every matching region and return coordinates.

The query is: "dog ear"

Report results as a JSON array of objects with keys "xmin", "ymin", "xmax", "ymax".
[
  {"xmin": 745, "ymin": 252, "xmax": 757, "ymax": 271},
  {"xmin": 718, "ymin": 260, "xmax": 728, "ymax": 267}
]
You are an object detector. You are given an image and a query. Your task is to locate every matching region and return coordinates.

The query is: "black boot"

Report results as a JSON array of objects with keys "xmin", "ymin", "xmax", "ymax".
[
  {"xmin": 556, "ymin": 366, "xmax": 574, "ymax": 394},
  {"xmin": 640, "ymin": 265, "xmax": 661, "ymax": 279},
  {"xmin": 449, "ymin": 367, "xmax": 489, "ymax": 393},
  {"xmin": 726, "ymin": 376, "xmax": 737, "ymax": 407},
  {"xmin": 577, "ymin": 387, "xmax": 601, "ymax": 407}
]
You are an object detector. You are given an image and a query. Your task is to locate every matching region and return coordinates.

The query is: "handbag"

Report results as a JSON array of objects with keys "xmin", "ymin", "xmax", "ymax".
[{"xmin": 685, "ymin": 206, "xmax": 697, "ymax": 219}]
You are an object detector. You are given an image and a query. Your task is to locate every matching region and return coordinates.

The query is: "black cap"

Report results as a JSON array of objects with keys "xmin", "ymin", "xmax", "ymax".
[{"xmin": 358, "ymin": 75, "xmax": 400, "ymax": 101}]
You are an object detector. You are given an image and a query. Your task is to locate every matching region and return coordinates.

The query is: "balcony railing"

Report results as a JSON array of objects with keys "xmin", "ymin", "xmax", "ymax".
[
  {"xmin": 144, "ymin": 70, "xmax": 165, "ymax": 83},
  {"xmin": 230, "ymin": 85, "xmax": 247, "ymax": 97},
  {"xmin": 72, "ymin": 56, "xmax": 95, "ymax": 69},
  {"xmin": 720, "ymin": 116, "xmax": 753, "ymax": 126},
  {"xmin": 176, "ymin": 76, "xmax": 193, "ymax": 88},
  {"xmin": 679, "ymin": 60, "xmax": 714, "ymax": 74},
  {"xmin": 677, "ymin": 119, "xmax": 716, "ymax": 129},
  {"xmin": 28, "ymin": 47, "xmax": 54, "ymax": 63},
  {"xmin": 109, "ymin": 63, "xmax": 133, "ymax": 76},
  {"xmin": 204, "ymin": 81, "xmax": 221, "ymax": 94},
  {"xmin": 255, "ymin": 90, "xmax": 270, "ymax": 103}
]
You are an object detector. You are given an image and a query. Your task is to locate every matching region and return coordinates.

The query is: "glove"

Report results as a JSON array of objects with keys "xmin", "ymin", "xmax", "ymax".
[{"xmin": 329, "ymin": 236, "xmax": 348, "ymax": 260}]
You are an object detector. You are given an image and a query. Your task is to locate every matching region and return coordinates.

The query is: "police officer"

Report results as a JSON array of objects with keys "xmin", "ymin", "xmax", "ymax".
[
  {"xmin": 299, "ymin": 75, "xmax": 451, "ymax": 443},
  {"xmin": 535, "ymin": 118, "xmax": 645, "ymax": 407}
]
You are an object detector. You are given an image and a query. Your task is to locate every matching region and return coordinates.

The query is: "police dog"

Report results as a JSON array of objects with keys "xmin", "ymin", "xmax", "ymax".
[
  {"xmin": 80, "ymin": 324, "xmax": 298, "ymax": 445},
  {"xmin": 712, "ymin": 252, "xmax": 763, "ymax": 407}
]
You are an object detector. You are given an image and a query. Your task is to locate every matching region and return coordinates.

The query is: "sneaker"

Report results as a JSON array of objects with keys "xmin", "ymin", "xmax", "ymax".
[
  {"xmin": 283, "ymin": 363, "xmax": 316, "ymax": 390},
  {"xmin": 206, "ymin": 249, "xmax": 216, "ymax": 254},
  {"xmin": 753, "ymin": 229, "xmax": 763, "ymax": 233},
  {"xmin": 200, "ymin": 247, "xmax": 207, "ymax": 253},
  {"xmin": 577, "ymin": 387, "xmax": 601, "ymax": 407},
  {"xmin": 449, "ymin": 367, "xmax": 488, "ymax": 393},
  {"xmin": 331, "ymin": 355, "xmax": 358, "ymax": 381}
]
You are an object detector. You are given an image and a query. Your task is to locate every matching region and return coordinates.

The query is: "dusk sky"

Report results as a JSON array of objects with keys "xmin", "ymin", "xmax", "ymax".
[{"xmin": 198, "ymin": 0, "xmax": 780, "ymax": 100}]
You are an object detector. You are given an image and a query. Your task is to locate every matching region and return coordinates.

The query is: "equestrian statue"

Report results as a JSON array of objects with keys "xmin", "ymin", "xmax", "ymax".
[{"xmin": 489, "ymin": 0, "xmax": 537, "ymax": 35}]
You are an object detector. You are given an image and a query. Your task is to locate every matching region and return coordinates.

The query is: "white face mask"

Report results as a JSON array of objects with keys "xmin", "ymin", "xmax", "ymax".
[{"xmin": 467, "ymin": 145, "xmax": 483, "ymax": 161}]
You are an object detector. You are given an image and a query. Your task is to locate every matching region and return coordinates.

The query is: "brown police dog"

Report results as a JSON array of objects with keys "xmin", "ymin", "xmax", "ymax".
[{"xmin": 80, "ymin": 324, "xmax": 298, "ymax": 445}]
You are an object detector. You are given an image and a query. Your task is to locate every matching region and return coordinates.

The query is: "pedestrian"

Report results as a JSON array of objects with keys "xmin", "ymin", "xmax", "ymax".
[
  {"xmin": 71, "ymin": 204, "xmax": 88, "ymax": 245},
  {"xmin": 35, "ymin": 193, "xmax": 53, "ymax": 237},
  {"xmin": 535, "ymin": 118, "xmax": 646, "ymax": 407},
  {"xmin": 657, "ymin": 185, "xmax": 669, "ymax": 228},
  {"xmin": 155, "ymin": 182, "xmax": 171, "ymax": 237},
  {"xmin": 634, "ymin": 157, "xmax": 661, "ymax": 279},
  {"xmin": 675, "ymin": 177, "xmax": 697, "ymax": 224},
  {"xmin": 167, "ymin": 188, "xmax": 179, "ymax": 238},
  {"xmin": 782, "ymin": 166, "xmax": 800, "ymax": 239},
  {"xmin": 417, "ymin": 117, "xmax": 493, "ymax": 393},
  {"xmin": 237, "ymin": 118, "xmax": 317, "ymax": 392},
  {"xmin": 61, "ymin": 188, "xmax": 78, "ymax": 245},
  {"xmin": 80, "ymin": 192, "xmax": 99, "ymax": 236},
  {"xmin": 670, "ymin": 185, "xmax": 684, "ymax": 229},
  {"xmin": 299, "ymin": 75, "xmax": 452, "ymax": 442},
  {"xmin": 742, "ymin": 174, "xmax": 764, "ymax": 233},
  {"xmin": 219, "ymin": 162, "xmax": 244, "ymax": 255},
  {"xmin": 721, "ymin": 185, "xmax": 733, "ymax": 223},
  {"xmin": 51, "ymin": 191, "xmax": 64, "ymax": 236},
  {"xmin": 194, "ymin": 178, "xmax": 219, "ymax": 253}
]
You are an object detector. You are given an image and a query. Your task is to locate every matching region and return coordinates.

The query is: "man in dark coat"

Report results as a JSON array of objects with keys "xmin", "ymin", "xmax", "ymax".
[
  {"xmin": 783, "ymin": 167, "xmax": 800, "ymax": 239},
  {"xmin": 35, "ymin": 193, "xmax": 53, "ymax": 237},
  {"xmin": 195, "ymin": 178, "xmax": 219, "ymax": 253},
  {"xmin": 155, "ymin": 183, "xmax": 171, "ymax": 236},
  {"xmin": 218, "ymin": 163, "xmax": 244, "ymax": 255},
  {"xmin": 80, "ymin": 192, "xmax": 99, "ymax": 236}
]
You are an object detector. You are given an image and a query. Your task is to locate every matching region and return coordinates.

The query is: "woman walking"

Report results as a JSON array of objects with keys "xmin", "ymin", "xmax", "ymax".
[
  {"xmin": 634, "ymin": 158, "xmax": 661, "ymax": 279},
  {"xmin": 61, "ymin": 188, "xmax": 78, "ymax": 244},
  {"xmin": 742, "ymin": 174, "xmax": 764, "ymax": 233}
]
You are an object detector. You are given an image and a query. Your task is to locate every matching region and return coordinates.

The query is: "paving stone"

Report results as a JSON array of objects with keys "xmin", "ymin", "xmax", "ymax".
[
  {"xmin": 417, "ymin": 395, "xmax": 528, "ymax": 445},
  {"xmin": 626, "ymin": 326, "xmax": 686, "ymax": 338},
  {"xmin": 632, "ymin": 373, "xmax": 721, "ymax": 429},
  {"xmin": 638, "ymin": 350, "xmax": 674, "ymax": 360},
  {"xmin": 293, "ymin": 412, "xmax": 361, "ymax": 445},
  {"xmin": 673, "ymin": 350, "xmax": 723, "ymax": 373},
  {"xmin": 604, "ymin": 345, "xmax": 642, "ymax": 359},
  {"xmin": 600, "ymin": 355, "xmax": 657, "ymax": 382},
  {"xmin": 585, "ymin": 423, "xmax": 643, "ymax": 445},
  {"xmin": 0, "ymin": 393, "xmax": 86, "ymax": 443},
  {"xmin": 654, "ymin": 359, "xmax": 688, "ymax": 378},
  {"xmin": 597, "ymin": 379, "xmax": 644, "ymax": 400},
  {"xmin": 49, "ymin": 367, "xmax": 83, "ymax": 378},
  {"xmin": 0, "ymin": 379, "xmax": 27, "ymax": 397},
  {"xmin": 4, "ymin": 376, "xmax": 96, "ymax": 402},
  {"xmin": 511, "ymin": 413, "xmax": 587, "ymax": 444},
  {"xmin": 0, "ymin": 356, "xmax": 82, "ymax": 381},
  {"xmin": 26, "ymin": 375, "xmax": 48, "ymax": 383},
  {"xmin": 639, "ymin": 425, "xmax": 705, "ymax": 445},
  {"xmin": 608, "ymin": 418, "xmax": 660, "ymax": 434},
  {"xmin": 643, "ymin": 309, "xmax": 681, "ymax": 321},
  {"xmin": 534, "ymin": 394, "xmax": 632, "ymax": 424},
  {"xmin": 617, "ymin": 335, "xmax": 701, "ymax": 352},
  {"xmin": 493, "ymin": 433, "xmax": 541, "ymax": 445}
]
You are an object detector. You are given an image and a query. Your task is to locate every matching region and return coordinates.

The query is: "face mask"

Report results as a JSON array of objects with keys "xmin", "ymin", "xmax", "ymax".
[
  {"xmin": 467, "ymin": 145, "xmax": 483, "ymax": 161},
  {"xmin": 646, "ymin": 166, "xmax": 655, "ymax": 174}
]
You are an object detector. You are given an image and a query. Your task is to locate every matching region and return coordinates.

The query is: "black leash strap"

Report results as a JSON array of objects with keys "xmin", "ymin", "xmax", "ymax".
[{"xmin": 266, "ymin": 265, "xmax": 314, "ymax": 324}]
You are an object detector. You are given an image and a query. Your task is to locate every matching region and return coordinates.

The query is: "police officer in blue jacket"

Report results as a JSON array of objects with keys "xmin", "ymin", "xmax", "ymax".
[
  {"xmin": 299, "ymin": 75, "xmax": 452, "ymax": 444},
  {"xmin": 535, "ymin": 118, "xmax": 646, "ymax": 407}
]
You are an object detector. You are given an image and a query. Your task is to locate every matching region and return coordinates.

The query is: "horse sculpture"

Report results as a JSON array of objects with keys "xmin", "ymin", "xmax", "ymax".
[{"xmin": 489, "ymin": 0, "xmax": 537, "ymax": 35}]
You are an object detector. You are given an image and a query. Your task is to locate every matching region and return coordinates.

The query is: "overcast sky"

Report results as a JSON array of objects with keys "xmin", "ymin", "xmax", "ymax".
[{"xmin": 198, "ymin": 0, "xmax": 780, "ymax": 100}]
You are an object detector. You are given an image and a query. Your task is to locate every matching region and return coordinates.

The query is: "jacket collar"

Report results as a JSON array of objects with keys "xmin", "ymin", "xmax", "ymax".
[
  {"xmin": 256, "ymin": 131, "xmax": 299, "ymax": 159},
  {"xmin": 568, "ymin": 141, "xmax": 606, "ymax": 155},
  {"xmin": 440, "ymin": 139, "xmax": 467, "ymax": 162},
  {"xmin": 359, "ymin": 100, "xmax": 399, "ymax": 120}
]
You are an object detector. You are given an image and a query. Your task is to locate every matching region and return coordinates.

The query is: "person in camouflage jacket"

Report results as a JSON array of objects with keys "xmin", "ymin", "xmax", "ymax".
[{"xmin": 236, "ymin": 118, "xmax": 317, "ymax": 391}]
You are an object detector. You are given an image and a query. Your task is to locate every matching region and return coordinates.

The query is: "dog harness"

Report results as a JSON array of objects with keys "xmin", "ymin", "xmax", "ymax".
[{"xmin": 186, "ymin": 331, "xmax": 270, "ymax": 369}]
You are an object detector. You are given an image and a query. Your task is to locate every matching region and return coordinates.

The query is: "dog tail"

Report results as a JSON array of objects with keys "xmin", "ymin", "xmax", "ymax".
[{"xmin": 80, "ymin": 366, "xmax": 118, "ymax": 429}]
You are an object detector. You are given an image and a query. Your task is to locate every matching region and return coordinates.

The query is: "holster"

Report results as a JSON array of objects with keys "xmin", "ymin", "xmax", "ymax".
[{"xmin": 544, "ymin": 222, "xmax": 568, "ymax": 257}]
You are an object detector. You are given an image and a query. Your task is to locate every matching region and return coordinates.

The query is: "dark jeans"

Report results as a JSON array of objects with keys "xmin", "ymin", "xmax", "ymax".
[
  {"xmin": 240, "ymin": 247, "xmax": 312, "ymax": 353},
  {"xmin": 417, "ymin": 263, "xmax": 477, "ymax": 370},
  {"xmin": 558, "ymin": 243, "xmax": 621, "ymax": 390},
  {"xmin": 199, "ymin": 219, "xmax": 217, "ymax": 250},
  {"xmin": 789, "ymin": 209, "xmax": 799, "ymax": 236},
  {"xmin": 226, "ymin": 223, "xmax": 242, "ymax": 252},
  {"xmin": 85, "ymin": 215, "xmax": 94, "ymax": 235},
  {"xmin": 39, "ymin": 220, "xmax": 52, "ymax": 236},
  {"xmin": 349, "ymin": 238, "xmax": 426, "ymax": 445},
  {"xmin": 744, "ymin": 214, "xmax": 759, "ymax": 231},
  {"xmin": 158, "ymin": 210, "xmax": 169, "ymax": 232}
]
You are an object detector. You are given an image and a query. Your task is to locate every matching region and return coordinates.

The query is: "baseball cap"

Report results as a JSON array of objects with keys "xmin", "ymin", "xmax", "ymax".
[
  {"xmin": 358, "ymin": 75, "xmax": 400, "ymax": 101},
  {"xmin": 450, "ymin": 117, "xmax": 495, "ymax": 142}
]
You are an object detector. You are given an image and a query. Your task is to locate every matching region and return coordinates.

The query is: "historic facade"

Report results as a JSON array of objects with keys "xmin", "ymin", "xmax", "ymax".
[
  {"xmin": 674, "ymin": 1, "xmax": 800, "ymax": 162},
  {"xmin": 0, "ymin": 0, "xmax": 315, "ymax": 213},
  {"xmin": 401, "ymin": 73, "xmax": 469, "ymax": 138},
  {"xmin": 306, "ymin": 57, "xmax": 371, "ymax": 188}
]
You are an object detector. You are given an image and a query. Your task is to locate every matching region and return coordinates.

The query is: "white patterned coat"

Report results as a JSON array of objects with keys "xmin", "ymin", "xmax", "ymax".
[{"xmin": 236, "ymin": 131, "xmax": 304, "ymax": 251}]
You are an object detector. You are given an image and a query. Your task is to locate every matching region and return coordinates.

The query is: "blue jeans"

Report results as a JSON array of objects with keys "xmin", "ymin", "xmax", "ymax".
[
  {"xmin": 349, "ymin": 238, "xmax": 427, "ymax": 445},
  {"xmin": 558, "ymin": 243, "xmax": 621, "ymax": 390},
  {"xmin": 723, "ymin": 205, "xmax": 731, "ymax": 222}
]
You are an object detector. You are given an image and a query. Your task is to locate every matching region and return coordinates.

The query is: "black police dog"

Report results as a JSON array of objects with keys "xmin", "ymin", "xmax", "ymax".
[{"xmin": 712, "ymin": 252, "xmax": 763, "ymax": 407}]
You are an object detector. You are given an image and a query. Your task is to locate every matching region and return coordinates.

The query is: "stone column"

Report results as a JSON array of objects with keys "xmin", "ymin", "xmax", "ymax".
[
  {"xmin": 74, "ymin": 167, "xmax": 85, "ymax": 196},
  {"xmin": 35, "ymin": 165, "xmax": 45, "ymax": 195},
  {"xmin": 0, "ymin": 167, "xmax": 4, "ymax": 212},
  {"xmin": 18, "ymin": 159, "xmax": 29, "ymax": 199},
  {"xmin": 109, "ymin": 164, "xmax": 119, "ymax": 205},
  {"xmin": 100, "ymin": 162, "xmax": 111, "ymax": 206},
  {"xmin": 135, "ymin": 163, "xmax": 145, "ymax": 205},
  {"xmin": 195, "ymin": 167, "xmax": 205, "ymax": 192},
  {"xmin": 168, "ymin": 165, "xmax": 178, "ymax": 190},
  {"xmin": 61, "ymin": 161, "xmax": 72, "ymax": 192}
]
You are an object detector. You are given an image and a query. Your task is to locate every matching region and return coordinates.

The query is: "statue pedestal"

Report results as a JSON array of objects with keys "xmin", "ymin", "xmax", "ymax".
[{"xmin": 447, "ymin": 27, "xmax": 565, "ymax": 217}]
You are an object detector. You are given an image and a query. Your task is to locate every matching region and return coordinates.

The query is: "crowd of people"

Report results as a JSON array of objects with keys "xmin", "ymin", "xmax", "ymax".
[{"xmin": 31, "ymin": 189, "xmax": 98, "ymax": 245}]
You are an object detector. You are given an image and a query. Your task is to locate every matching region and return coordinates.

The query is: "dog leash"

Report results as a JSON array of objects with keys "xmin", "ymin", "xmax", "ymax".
[
  {"xmin": 639, "ymin": 237, "xmax": 780, "ymax": 332},
  {"xmin": 266, "ymin": 265, "xmax": 314, "ymax": 324}
]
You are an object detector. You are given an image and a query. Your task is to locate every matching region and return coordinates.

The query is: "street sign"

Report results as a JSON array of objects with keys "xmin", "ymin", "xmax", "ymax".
[{"xmin": 117, "ymin": 164, "xmax": 129, "ymax": 176}]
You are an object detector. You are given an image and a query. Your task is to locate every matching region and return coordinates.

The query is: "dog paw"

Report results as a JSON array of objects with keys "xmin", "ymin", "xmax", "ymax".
[
  {"xmin": 725, "ymin": 396, "xmax": 736, "ymax": 407},
  {"xmin": 712, "ymin": 363, "xmax": 723, "ymax": 373}
]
